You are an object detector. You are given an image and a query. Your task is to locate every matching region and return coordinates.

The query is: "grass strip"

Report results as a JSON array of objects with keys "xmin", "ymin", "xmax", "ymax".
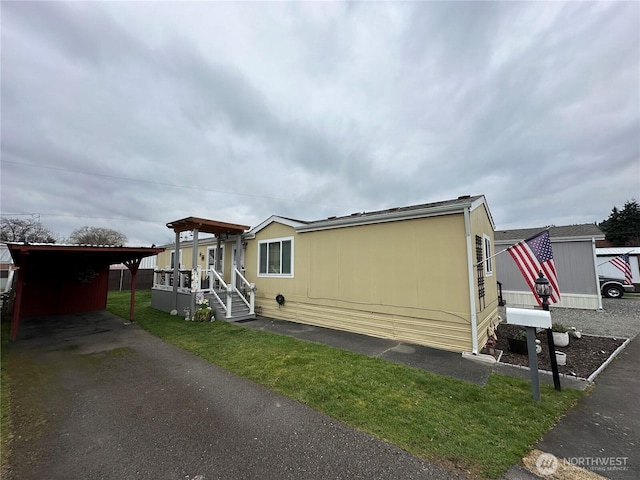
[
  {"xmin": 1, "ymin": 319, "xmax": 11, "ymax": 475},
  {"xmin": 108, "ymin": 290, "xmax": 582, "ymax": 478}
]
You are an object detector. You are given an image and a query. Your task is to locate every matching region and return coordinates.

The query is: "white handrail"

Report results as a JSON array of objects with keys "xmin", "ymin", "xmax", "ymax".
[
  {"xmin": 208, "ymin": 268, "xmax": 232, "ymax": 318},
  {"xmin": 209, "ymin": 268, "xmax": 228, "ymax": 290},
  {"xmin": 234, "ymin": 268, "xmax": 255, "ymax": 314}
]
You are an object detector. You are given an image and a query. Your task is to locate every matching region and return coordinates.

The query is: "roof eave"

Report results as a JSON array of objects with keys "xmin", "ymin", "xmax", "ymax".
[{"xmin": 295, "ymin": 201, "xmax": 475, "ymax": 233}]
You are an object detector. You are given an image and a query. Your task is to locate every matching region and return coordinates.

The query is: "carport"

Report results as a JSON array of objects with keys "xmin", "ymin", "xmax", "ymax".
[{"xmin": 7, "ymin": 243, "xmax": 164, "ymax": 340}]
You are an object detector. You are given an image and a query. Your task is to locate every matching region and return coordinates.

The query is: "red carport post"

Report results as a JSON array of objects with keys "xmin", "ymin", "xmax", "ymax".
[
  {"xmin": 124, "ymin": 258, "xmax": 142, "ymax": 322},
  {"xmin": 10, "ymin": 253, "xmax": 27, "ymax": 340}
]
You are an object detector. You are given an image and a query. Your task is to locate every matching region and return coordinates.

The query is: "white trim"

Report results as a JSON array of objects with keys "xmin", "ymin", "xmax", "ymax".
[
  {"xmin": 257, "ymin": 236, "xmax": 294, "ymax": 278},
  {"xmin": 596, "ymin": 247, "xmax": 640, "ymax": 255},
  {"xmin": 207, "ymin": 245, "xmax": 225, "ymax": 273},
  {"xmin": 470, "ymin": 196, "xmax": 496, "ymax": 230},
  {"xmin": 591, "ymin": 238, "xmax": 603, "ymax": 310},
  {"xmin": 501, "ymin": 290, "xmax": 601, "ymax": 310},
  {"xmin": 464, "ymin": 207, "xmax": 479, "ymax": 354},
  {"xmin": 483, "ymin": 234, "xmax": 493, "ymax": 277},
  {"xmin": 246, "ymin": 216, "xmax": 307, "ymax": 238},
  {"xmin": 170, "ymin": 249, "xmax": 183, "ymax": 269}
]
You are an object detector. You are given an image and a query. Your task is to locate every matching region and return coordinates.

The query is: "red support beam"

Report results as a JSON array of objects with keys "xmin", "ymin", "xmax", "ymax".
[
  {"xmin": 10, "ymin": 252, "xmax": 27, "ymax": 340},
  {"xmin": 124, "ymin": 258, "xmax": 142, "ymax": 322}
]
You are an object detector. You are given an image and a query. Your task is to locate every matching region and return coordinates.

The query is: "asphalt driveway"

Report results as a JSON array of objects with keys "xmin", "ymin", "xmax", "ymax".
[{"xmin": 5, "ymin": 311, "xmax": 466, "ymax": 480}]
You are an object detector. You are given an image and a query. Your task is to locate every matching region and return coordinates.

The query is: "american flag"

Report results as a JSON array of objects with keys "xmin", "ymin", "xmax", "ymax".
[
  {"xmin": 610, "ymin": 254, "xmax": 633, "ymax": 285},
  {"xmin": 507, "ymin": 229, "xmax": 560, "ymax": 305}
]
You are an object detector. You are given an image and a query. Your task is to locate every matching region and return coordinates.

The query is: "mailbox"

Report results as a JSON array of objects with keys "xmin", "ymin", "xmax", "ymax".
[{"xmin": 506, "ymin": 307, "xmax": 552, "ymax": 329}]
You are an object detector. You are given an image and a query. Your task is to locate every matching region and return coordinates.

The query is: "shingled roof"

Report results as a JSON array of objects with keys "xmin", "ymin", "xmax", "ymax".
[{"xmin": 494, "ymin": 224, "xmax": 604, "ymax": 242}]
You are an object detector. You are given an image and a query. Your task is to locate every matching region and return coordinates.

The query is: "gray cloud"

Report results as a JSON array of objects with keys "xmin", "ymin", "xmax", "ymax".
[{"xmin": 1, "ymin": 1, "xmax": 638, "ymax": 245}]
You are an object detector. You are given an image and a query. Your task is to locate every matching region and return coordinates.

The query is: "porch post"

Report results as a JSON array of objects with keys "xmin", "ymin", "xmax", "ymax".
[
  {"xmin": 173, "ymin": 230, "xmax": 180, "ymax": 311},
  {"xmin": 216, "ymin": 235, "xmax": 222, "ymax": 273},
  {"xmin": 235, "ymin": 235, "xmax": 242, "ymax": 289},
  {"xmin": 191, "ymin": 228, "xmax": 199, "ymax": 316}
]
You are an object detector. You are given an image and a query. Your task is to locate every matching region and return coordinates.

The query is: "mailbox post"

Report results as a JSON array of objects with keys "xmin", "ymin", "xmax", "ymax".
[
  {"xmin": 535, "ymin": 272, "xmax": 561, "ymax": 391},
  {"xmin": 506, "ymin": 307, "xmax": 552, "ymax": 400}
]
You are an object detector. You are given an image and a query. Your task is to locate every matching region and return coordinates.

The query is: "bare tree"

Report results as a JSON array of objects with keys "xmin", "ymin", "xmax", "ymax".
[
  {"xmin": 0, "ymin": 216, "xmax": 57, "ymax": 243},
  {"xmin": 68, "ymin": 226, "xmax": 127, "ymax": 246}
]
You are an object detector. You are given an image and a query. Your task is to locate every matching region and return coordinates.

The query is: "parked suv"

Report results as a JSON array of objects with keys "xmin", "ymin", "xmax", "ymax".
[{"xmin": 599, "ymin": 276, "xmax": 635, "ymax": 298}]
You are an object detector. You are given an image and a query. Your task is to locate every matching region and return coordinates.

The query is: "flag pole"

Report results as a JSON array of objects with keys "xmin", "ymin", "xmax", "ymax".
[
  {"xmin": 473, "ymin": 247, "xmax": 509, "ymax": 267},
  {"xmin": 474, "ymin": 227, "xmax": 553, "ymax": 267}
]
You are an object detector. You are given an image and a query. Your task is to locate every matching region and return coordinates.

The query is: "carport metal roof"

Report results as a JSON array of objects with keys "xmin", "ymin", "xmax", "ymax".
[{"xmin": 7, "ymin": 243, "xmax": 165, "ymax": 340}]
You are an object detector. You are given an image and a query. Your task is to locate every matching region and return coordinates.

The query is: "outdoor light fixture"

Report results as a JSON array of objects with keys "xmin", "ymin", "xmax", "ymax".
[
  {"xmin": 534, "ymin": 271, "xmax": 551, "ymax": 311},
  {"xmin": 534, "ymin": 270, "xmax": 561, "ymax": 391}
]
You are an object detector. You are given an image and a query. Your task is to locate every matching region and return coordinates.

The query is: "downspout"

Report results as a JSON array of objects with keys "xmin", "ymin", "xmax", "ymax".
[
  {"xmin": 592, "ymin": 237, "xmax": 604, "ymax": 310},
  {"xmin": 464, "ymin": 207, "xmax": 479, "ymax": 354}
]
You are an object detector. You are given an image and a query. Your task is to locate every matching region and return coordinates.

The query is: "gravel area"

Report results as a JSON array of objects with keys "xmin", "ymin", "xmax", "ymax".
[{"xmin": 498, "ymin": 297, "xmax": 640, "ymax": 340}]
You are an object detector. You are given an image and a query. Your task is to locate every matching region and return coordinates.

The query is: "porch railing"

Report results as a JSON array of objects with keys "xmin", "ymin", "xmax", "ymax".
[
  {"xmin": 153, "ymin": 268, "xmax": 192, "ymax": 293},
  {"xmin": 207, "ymin": 268, "xmax": 232, "ymax": 318},
  {"xmin": 232, "ymin": 267, "xmax": 255, "ymax": 315},
  {"xmin": 153, "ymin": 267, "xmax": 254, "ymax": 319}
]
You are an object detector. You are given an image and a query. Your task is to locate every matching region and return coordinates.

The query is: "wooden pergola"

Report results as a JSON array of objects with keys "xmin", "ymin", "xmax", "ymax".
[
  {"xmin": 7, "ymin": 243, "xmax": 164, "ymax": 340},
  {"xmin": 165, "ymin": 217, "xmax": 250, "ymax": 313}
]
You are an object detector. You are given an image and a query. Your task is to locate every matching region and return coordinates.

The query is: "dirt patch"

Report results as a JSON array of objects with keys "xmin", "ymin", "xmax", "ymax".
[{"xmin": 487, "ymin": 323, "xmax": 626, "ymax": 380}]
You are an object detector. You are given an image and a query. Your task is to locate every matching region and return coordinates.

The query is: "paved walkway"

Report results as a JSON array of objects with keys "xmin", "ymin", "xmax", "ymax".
[{"xmin": 239, "ymin": 317, "xmax": 590, "ymax": 389}]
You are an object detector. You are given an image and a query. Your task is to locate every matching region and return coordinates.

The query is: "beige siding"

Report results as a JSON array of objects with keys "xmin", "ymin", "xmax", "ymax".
[
  {"xmin": 156, "ymin": 239, "xmax": 236, "ymax": 284},
  {"xmin": 246, "ymin": 214, "xmax": 480, "ymax": 352}
]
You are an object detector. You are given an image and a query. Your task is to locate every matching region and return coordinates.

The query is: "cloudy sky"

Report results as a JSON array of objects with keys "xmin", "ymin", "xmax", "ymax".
[{"xmin": 2, "ymin": 1, "xmax": 638, "ymax": 246}]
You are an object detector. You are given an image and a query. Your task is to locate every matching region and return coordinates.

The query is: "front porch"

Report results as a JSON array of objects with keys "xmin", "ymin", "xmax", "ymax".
[
  {"xmin": 150, "ymin": 216, "xmax": 255, "ymax": 322},
  {"xmin": 151, "ymin": 266, "xmax": 256, "ymax": 322}
]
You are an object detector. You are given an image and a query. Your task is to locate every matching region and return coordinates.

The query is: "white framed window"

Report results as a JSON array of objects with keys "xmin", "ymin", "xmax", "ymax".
[
  {"xmin": 170, "ymin": 250, "xmax": 183, "ymax": 269},
  {"xmin": 483, "ymin": 234, "xmax": 493, "ymax": 276},
  {"xmin": 207, "ymin": 246, "xmax": 224, "ymax": 273},
  {"xmin": 258, "ymin": 237, "xmax": 293, "ymax": 277}
]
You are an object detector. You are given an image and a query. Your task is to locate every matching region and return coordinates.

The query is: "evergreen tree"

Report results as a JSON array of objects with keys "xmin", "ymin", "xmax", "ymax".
[{"xmin": 599, "ymin": 200, "xmax": 640, "ymax": 246}]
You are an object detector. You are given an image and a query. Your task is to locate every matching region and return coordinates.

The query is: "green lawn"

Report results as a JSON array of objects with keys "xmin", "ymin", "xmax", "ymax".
[
  {"xmin": 1, "ymin": 320, "xmax": 11, "ymax": 476},
  {"xmin": 108, "ymin": 290, "xmax": 582, "ymax": 478}
]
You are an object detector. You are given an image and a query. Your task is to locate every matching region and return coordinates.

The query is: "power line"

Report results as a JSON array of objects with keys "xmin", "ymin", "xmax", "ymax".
[
  {"xmin": 4, "ymin": 160, "xmax": 352, "ymax": 209},
  {"xmin": 1, "ymin": 211, "xmax": 163, "ymax": 224}
]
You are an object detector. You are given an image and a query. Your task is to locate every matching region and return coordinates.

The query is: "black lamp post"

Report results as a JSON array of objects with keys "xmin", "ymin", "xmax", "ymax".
[
  {"xmin": 534, "ymin": 271, "xmax": 561, "ymax": 391},
  {"xmin": 534, "ymin": 271, "xmax": 551, "ymax": 311}
]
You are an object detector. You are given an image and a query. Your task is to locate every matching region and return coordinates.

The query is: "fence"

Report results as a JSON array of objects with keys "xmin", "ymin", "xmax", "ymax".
[{"xmin": 108, "ymin": 269, "xmax": 155, "ymax": 291}]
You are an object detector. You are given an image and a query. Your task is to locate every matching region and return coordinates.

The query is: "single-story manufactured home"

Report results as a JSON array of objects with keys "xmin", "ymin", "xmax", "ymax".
[
  {"xmin": 494, "ymin": 224, "xmax": 605, "ymax": 310},
  {"xmin": 153, "ymin": 195, "xmax": 500, "ymax": 353}
]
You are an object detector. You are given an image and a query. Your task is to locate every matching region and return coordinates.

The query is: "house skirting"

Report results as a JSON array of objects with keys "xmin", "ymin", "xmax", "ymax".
[
  {"xmin": 501, "ymin": 290, "xmax": 600, "ymax": 310},
  {"xmin": 256, "ymin": 298, "xmax": 499, "ymax": 353}
]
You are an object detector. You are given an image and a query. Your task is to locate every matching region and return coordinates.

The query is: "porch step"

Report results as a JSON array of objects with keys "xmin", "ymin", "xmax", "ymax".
[{"xmin": 207, "ymin": 290, "xmax": 255, "ymax": 322}]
